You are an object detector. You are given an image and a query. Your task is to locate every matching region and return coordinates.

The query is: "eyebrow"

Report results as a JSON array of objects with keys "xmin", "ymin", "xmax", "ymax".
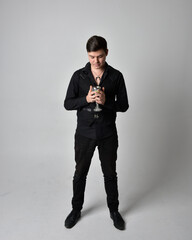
[{"xmin": 89, "ymin": 54, "xmax": 103, "ymax": 58}]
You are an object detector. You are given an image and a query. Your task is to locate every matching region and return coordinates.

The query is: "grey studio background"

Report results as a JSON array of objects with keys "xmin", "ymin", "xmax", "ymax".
[{"xmin": 0, "ymin": 0, "xmax": 192, "ymax": 239}]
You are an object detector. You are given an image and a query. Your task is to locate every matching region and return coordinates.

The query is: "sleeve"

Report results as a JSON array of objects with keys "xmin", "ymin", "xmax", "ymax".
[
  {"xmin": 114, "ymin": 73, "xmax": 129, "ymax": 112},
  {"xmin": 103, "ymin": 72, "xmax": 129, "ymax": 112},
  {"xmin": 64, "ymin": 71, "xmax": 88, "ymax": 110}
]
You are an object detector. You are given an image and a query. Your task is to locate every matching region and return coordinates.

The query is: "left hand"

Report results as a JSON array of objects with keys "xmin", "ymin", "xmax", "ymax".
[{"xmin": 95, "ymin": 87, "xmax": 105, "ymax": 105}]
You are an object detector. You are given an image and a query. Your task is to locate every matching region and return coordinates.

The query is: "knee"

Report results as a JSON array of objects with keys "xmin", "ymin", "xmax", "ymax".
[
  {"xmin": 103, "ymin": 173, "xmax": 117, "ymax": 183},
  {"xmin": 101, "ymin": 164, "xmax": 117, "ymax": 180},
  {"xmin": 73, "ymin": 172, "xmax": 87, "ymax": 182}
]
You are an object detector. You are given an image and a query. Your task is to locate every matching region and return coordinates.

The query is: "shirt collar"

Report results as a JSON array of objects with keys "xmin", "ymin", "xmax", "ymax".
[{"xmin": 82, "ymin": 62, "xmax": 109, "ymax": 86}]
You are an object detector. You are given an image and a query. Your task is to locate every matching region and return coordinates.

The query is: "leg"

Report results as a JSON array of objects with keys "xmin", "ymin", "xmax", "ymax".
[
  {"xmin": 98, "ymin": 133, "xmax": 119, "ymax": 212},
  {"xmin": 98, "ymin": 134, "xmax": 125, "ymax": 230},
  {"xmin": 65, "ymin": 134, "xmax": 96, "ymax": 229},
  {"xmin": 72, "ymin": 134, "xmax": 96, "ymax": 211}
]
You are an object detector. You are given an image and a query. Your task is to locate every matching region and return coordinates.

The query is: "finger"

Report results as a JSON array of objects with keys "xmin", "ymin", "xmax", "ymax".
[
  {"xmin": 91, "ymin": 94, "xmax": 96, "ymax": 100},
  {"xmin": 102, "ymin": 87, "xmax": 105, "ymax": 92},
  {"xmin": 96, "ymin": 99, "xmax": 102, "ymax": 104},
  {"xmin": 89, "ymin": 85, "xmax": 92, "ymax": 92},
  {"xmin": 91, "ymin": 91, "xmax": 96, "ymax": 97}
]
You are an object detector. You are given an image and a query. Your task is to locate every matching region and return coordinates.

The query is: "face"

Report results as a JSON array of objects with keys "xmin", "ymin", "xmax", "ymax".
[{"xmin": 88, "ymin": 49, "xmax": 108, "ymax": 71}]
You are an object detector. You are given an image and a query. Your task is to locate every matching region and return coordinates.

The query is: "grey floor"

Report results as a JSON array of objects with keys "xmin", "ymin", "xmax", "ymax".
[{"xmin": 0, "ymin": 151, "xmax": 191, "ymax": 240}]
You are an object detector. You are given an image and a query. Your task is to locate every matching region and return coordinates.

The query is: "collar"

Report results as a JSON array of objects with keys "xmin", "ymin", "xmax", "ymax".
[{"xmin": 82, "ymin": 62, "xmax": 109, "ymax": 85}]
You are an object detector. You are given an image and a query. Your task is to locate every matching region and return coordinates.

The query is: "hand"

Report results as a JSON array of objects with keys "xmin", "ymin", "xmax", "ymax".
[
  {"xmin": 95, "ymin": 87, "xmax": 106, "ymax": 105},
  {"xmin": 86, "ymin": 86, "xmax": 96, "ymax": 103}
]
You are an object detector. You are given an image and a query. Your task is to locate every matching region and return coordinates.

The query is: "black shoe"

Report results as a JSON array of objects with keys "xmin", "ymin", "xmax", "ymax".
[
  {"xmin": 64, "ymin": 210, "xmax": 81, "ymax": 229},
  {"xmin": 110, "ymin": 211, "xmax": 125, "ymax": 230}
]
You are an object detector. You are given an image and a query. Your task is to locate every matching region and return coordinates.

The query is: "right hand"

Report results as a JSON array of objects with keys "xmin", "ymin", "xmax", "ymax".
[{"xmin": 86, "ymin": 86, "xmax": 96, "ymax": 103}]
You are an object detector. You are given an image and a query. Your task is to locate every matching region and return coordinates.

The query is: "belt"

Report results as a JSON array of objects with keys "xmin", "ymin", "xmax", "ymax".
[
  {"xmin": 82, "ymin": 107, "xmax": 92, "ymax": 112},
  {"xmin": 82, "ymin": 107, "xmax": 101, "ymax": 119}
]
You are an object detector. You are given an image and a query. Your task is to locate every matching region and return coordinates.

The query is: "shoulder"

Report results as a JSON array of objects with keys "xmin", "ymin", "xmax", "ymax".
[
  {"xmin": 107, "ymin": 64, "xmax": 123, "ymax": 79},
  {"xmin": 72, "ymin": 63, "xmax": 90, "ymax": 79},
  {"xmin": 72, "ymin": 67, "xmax": 84, "ymax": 76}
]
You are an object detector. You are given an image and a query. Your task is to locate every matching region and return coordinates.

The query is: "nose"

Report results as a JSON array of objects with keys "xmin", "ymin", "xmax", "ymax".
[{"xmin": 95, "ymin": 57, "xmax": 99, "ymax": 63}]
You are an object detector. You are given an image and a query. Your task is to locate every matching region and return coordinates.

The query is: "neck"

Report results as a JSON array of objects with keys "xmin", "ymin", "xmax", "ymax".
[{"xmin": 91, "ymin": 66, "xmax": 105, "ymax": 75}]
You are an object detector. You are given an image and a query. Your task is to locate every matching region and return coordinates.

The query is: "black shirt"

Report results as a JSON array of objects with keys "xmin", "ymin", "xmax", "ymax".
[{"xmin": 64, "ymin": 62, "xmax": 129, "ymax": 139}]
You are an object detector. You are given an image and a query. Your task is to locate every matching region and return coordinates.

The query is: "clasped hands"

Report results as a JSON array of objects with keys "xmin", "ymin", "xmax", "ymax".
[{"xmin": 86, "ymin": 86, "xmax": 106, "ymax": 105}]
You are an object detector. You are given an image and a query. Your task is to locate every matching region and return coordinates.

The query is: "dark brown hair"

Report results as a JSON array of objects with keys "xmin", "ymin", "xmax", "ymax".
[{"xmin": 86, "ymin": 35, "xmax": 108, "ymax": 53}]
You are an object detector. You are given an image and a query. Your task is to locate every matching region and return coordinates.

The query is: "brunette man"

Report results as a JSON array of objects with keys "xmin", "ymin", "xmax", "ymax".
[{"xmin": 64, "ymin": 35, "xmax": 129, "ymax": 230}]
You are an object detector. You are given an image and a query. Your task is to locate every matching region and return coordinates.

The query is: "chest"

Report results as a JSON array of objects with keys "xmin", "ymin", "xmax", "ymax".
[{"xmin": 78, "ymin": 73, "xmax": 117, "ymax": 97}]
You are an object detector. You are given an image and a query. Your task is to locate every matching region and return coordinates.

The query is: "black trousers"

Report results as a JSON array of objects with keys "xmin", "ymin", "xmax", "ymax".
[{"xmin": 71, "ymin": 133, "xmax": 119, "ymax": 212}]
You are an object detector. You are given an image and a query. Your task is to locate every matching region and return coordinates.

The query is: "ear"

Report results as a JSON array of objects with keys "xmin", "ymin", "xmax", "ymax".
[{"xmin": 105, "ymin": 49, "xmax": 109, "ymax": 56}]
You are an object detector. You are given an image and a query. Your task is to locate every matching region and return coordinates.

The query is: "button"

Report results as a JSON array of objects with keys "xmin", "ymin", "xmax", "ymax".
[{"xmin": 94, "ymin": 114, "xmax": 99, "ymax": 119}]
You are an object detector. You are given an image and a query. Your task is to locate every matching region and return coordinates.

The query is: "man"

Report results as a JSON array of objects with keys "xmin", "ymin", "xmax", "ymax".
[{"xmin": 64, "ymin": 35, "xmax": 129, "ymax": 230}]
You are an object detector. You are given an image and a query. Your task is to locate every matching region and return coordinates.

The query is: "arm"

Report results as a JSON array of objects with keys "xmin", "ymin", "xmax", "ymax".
[
  {"xmin": 103, "ymin": 73, "xmax": 129, "ymax": 112},
  {"xmin": 64, "ymin": 72, "xmax": 88, "ymax": 110},
  {"xmin": 114, "ymin": 73, "xmax": 129, "ymax": 112}
]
